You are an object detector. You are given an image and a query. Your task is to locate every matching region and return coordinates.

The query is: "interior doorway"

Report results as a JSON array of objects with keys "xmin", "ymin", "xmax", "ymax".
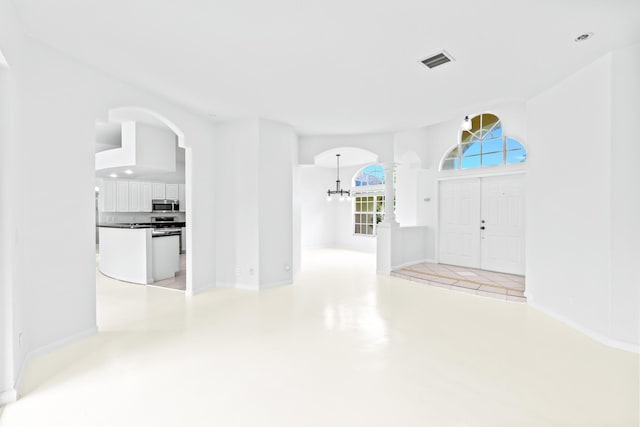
[{"xmin": 438, "ymin": 174, "xmax": 525, "ymax": 275}]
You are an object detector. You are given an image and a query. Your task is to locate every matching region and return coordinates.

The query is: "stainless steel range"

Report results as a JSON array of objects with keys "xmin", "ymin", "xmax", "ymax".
[{"xmin": 150, "ymin": 216, "xmax": 182, "ymax": 237}]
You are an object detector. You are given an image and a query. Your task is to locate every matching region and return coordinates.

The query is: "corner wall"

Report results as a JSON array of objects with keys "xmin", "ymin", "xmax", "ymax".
[{"xmin": 526, "ymin": 45, "xmax": 639, "ymax": 350}]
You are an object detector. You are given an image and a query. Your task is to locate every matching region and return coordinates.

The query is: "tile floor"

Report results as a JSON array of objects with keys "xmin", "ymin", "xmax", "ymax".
[
  {"xmin": 148, "ymin": 253, "xmax": 186, "ymax": 291},
  {"xmin": 392, "ymin": 262, "xmax": 526, "ymax": 302},
  {"xmin": 0, "ymin": 249, "xmax": 637, "ymax": 426}
]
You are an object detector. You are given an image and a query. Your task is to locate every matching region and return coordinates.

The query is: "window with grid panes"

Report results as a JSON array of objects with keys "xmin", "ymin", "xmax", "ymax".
[
  {"xmin": 440, "ymin": 113, "xmax": 527, "ymax": 171},
  {"xmin": 353, "ymin": 195, "xmax": 385, "ymax": 236}
]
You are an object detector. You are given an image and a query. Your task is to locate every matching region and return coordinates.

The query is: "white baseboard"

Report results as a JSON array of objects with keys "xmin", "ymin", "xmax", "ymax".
[
  {"xmin": 29, "ymin": 326, "xmax": 98, "ymax": 360},
  {"xmin": 528, "ymin": 300, "xmax": 639, "ymax": 354},
  {"xmin": 213, "ymin": 282, "xmax": 234, "ymax": 289},
  {"xmin": 234, "ymin": 283, "xmax": 259, "ymax": 291},
  {"xmin": 13, "ymin": 325, "xmax": 98, "ymax": 398},
  {"xmin": 0, "ymin": 388, "xmax": 17, "ymax": 406},
  {"xmin": 260, "ymin": 279, "xmax": 292, "ymax": 290},
  {"xmin": 392, "ymin": 258, "xmax": 429, "ymax": 270},
  {"xmin": 187, "ymin": 281, "xmax": 217, "ymax": 296}
]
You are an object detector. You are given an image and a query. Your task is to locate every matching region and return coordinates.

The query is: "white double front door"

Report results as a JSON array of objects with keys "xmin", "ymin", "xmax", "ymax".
[{"xmin": 438, "ymin": 174, "xmax": 525, "ymax": 275}]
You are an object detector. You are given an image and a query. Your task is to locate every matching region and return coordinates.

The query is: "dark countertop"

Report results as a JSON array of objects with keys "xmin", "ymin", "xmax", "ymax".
[{"xmin": 98, "ymin": 222, "xmax": 186, "ymax": 229}]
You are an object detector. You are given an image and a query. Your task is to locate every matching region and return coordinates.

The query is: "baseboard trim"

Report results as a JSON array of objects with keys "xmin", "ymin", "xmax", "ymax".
[
  {"xmin": 260, "ymin": 279, "xmax": 292, "ymax": 290},
  {"xmin": 187, "ymin": 282, "xmax": 217, "ymax": 296},
  {"xmin": 14, "ymin": 325, "xmax": 98, "ymax": 399},
  {"xmin": 392, "ymin": 258, "xmax": 429, "ymax": 270},
  {"xmin": 29, "ymin": 326, "xmax": 98, "ymax": 360},
  {"xmin": 0, "ymin": 388, "xmax": 17, "ymax": 406},
  {"xmin": 528, "ymin": 300, "xmax": 639, "ymax": 354}
]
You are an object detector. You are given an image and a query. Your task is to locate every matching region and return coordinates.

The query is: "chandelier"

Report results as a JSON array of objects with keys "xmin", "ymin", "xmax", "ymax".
[{"xmin": 326, "ymin": 154, "xmax": 351, "ymax": 201}]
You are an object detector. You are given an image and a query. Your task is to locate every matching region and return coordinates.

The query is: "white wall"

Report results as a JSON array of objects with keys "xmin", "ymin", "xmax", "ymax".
[
  {"xmin": 259, "ymin": 119, "xmax": 296, "ymax": 287},
  {"xmin": 610, "ymin": 43, "xmax": 640, "ymax": 346},
  {"xmin": 299, "ymin": 166, "xmax": 337, "ymax": 249},
  {"xmin": 134, "ymin": 123, "xmax": 177, "ymax": 172},
  {"xmin": 0, "ymin": 0, "xmax": 218, "ymax": 401},
  {"xmin": 214, "ymin": 118, "xmax": 297, "ymax": 289},
  {"xmin": 0, "ymin": 50, "xmax": 16, "ymax": 403},
  {"xmin": 299, "ymin": 132, "xmax": 394, "ymax": 165},
  {"xmin": 214, "ymin": 119, "xmax": 259, "ymax": 288},
  {"xmin": 526, "ymin": 45, "xmax": 639, "ymax": 349},
  {"xmin": 299, "ymin": 164, "xmax": 377, "ymax": 253}
]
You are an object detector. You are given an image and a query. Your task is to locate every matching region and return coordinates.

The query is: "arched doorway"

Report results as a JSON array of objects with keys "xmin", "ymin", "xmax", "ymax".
[{"xmin": 94, "ymin": 106, "xmax": 193, "ymax": 295}]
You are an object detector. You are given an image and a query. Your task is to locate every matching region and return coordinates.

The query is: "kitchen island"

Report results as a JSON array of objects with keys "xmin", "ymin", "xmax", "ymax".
[{"xmin": 98, "ymin": 224, "xmax": 180, "ymax": 285}]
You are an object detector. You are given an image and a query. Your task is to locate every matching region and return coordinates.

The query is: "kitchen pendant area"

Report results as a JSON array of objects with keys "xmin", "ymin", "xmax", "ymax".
[{"xmin": 95, "ymin": 117, "xmax": 188, "ymax": 292}]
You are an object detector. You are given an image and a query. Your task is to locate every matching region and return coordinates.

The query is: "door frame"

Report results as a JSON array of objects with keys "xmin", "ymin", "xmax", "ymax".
[{"xmin": 435, "ymin": 170, "xmax": 526, "ymax": 269}]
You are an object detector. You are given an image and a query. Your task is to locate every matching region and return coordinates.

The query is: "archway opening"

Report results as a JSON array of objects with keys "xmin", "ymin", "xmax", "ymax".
[{"xmin": 94, "ymin": 106, "xmax": 193, "ymax": 297}]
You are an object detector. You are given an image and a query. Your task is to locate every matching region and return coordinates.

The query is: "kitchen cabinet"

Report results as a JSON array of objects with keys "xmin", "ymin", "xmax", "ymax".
[
  {"xmin": 178, "ymin": 184, "xmax": 186, "ymax": 212},
  {"xmin": 128, "ymin": 182, "xmax": 141, "ymax": 212},
  {"xmin": 166, "ymin": 183, "xmax": 179, "ymax": 200},
  {"xmin": 140, "ymin": 182, "xmax": 152, "ymax": 212},
  {"xmin": 116, "ymin": 181, "xmax": 129, "ymax": 212},
  {"xmin": 100, "ymin": 180, "xmax": 117, "ymax": 212},
  {"xmin": 152, "ymin": 182, "xmax": 166, "ymax": 199}
]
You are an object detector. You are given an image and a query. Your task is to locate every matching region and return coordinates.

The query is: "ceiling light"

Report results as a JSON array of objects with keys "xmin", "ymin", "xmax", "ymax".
[
  {"xmin": 574, "ymin": 32, "xmax": 594, "ymax": 43},
  {"xmin": 95, "ymin": 186, "xmax": 100, "ymax": 192},
  {"xmin": 124, "ymin": 169, "xmax": 133, "ymax": 174},
  {"xmin": 326, "ymin": 154, "xmax": 350, "ymax": 201},
  {"xmin": 462, "ymin": 116, "xmax": 472, "ymax": 131},
  {"xmin": 109, "ymin": 173, "xmax": 118, "ymax": 178}
]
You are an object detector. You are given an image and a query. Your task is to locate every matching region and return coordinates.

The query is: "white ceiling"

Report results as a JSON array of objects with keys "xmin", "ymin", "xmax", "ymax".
[{"xmin": 13, "ymin": 0, "xmax": 640, "ymax": 135}]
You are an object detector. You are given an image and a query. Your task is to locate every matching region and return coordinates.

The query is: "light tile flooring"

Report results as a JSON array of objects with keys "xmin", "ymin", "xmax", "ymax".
[
  {"xmin": 392, "ymin": 262, "xmax": 526, "ymax": 302},
  {"xmin": 0, "ymin": 249, "xmax": 637, "ymax": 426},
  {"xmin": 148, "ymin": 253, "xmax": 186, "ymax": 291}
]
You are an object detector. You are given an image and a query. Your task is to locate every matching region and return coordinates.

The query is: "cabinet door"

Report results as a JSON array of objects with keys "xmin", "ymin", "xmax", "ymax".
[
  {"xmin": 165, "ymin": 184, "xmax": 179, "ymax": 200},
  {"xmin": 128, "ymin": 182, "xmax": 141, "ymax": 212},
  {"xmin": 96, "ymin": 179, "xmax": 105, "ymax": 212},
  {"xmin": 116, "ymin": 181, "xmax": 129, "ymax": 212},
  {"xmin": 140, "ymin": 182, "xmax": 152, "ymax": 212},
  {"xmin": 152, "ymin": 182, "xmax": 166, "ymax": 199},
  {"xmin": 104, "ymin": 180, "xmax": 117, "ymax": 212},
  {"xmin": 178, "ymin": 184, "xmax": 186, "ymax": 212}
]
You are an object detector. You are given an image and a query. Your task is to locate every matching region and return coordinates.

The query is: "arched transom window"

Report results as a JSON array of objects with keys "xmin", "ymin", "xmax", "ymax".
[
  {"xmin": 354, "ymin": 164, "xmax": 385, "ymax": 187},
  {"xmin": 440, "ymin": 113, "xmax": 527, "ymax": 171}
]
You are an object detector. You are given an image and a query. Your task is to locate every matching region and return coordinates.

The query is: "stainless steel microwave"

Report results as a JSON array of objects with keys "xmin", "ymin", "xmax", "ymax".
[{"xmin": 152, "ymin": 199, "xmax": 179, "ymax": 212}]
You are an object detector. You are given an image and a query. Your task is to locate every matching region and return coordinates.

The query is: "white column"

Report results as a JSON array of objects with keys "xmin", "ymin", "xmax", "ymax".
[
  {"xmin": 377, "ymin": 162, "xmax": 401, "ymax": 274},
  {"xmin": 382, "ymin": 162, "xmax": 398, "ymax": 225}
]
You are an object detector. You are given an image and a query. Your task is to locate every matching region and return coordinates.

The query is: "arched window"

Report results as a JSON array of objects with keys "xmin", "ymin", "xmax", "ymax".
[
  {"xmin": 354, "ymin": 164, "xmax": 385, "ymax": 187},
  {"xmin": 440, "ymin": 113, "xmax": 527, "ymax": 171},
  {"xmin": 352, "ymin": 164, "xmax": 386, "ymax": 236}
]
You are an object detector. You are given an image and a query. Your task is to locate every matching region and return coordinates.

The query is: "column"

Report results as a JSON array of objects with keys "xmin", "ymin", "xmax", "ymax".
[
  {"xmin": 377, "ymin": 162, "xmax": 400, "ymax": 274},
  {"xmin": 382, "ymin": 162, "xmax": 398, "ymax": 225}
]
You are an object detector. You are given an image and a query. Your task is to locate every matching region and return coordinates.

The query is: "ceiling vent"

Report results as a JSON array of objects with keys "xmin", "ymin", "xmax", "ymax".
[{"xmin": 421, "ymin": 51, "xmax": 454, "ymax": 69}]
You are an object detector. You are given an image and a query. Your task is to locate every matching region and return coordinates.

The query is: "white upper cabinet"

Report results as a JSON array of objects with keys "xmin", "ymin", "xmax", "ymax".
[
  {"xmin": 128, "ymin": 182, "xmax": 141, "ymax": 212},
  {"xmin": 165, "ymin": 183, "xmax": 179, "ymax": 200},
  {"xmin": 140, "ymin": 182, "xmax": 152, "ymax": 212},
  {"xmin": 100, "ymin": 180, "xmax": 117, "ymax": 212},
  {"xmin": 152, "ymin": 182, "xmax": 166, "ymax": 200},
  {"xmin": 116, "ymin": 181, "xmax": 129, "ymax": 212},
  {"xmin": 97, "ymin": 179, "xmax": 183, "ymax": 212},
  {"xmin": 178, "ymin": 184, "xmax": 186, "ymax": 212}
]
